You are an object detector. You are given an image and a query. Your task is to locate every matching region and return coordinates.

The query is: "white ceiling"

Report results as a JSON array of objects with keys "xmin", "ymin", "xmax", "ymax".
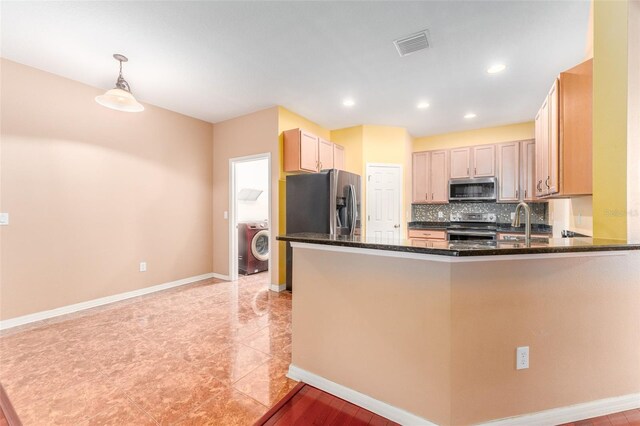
[{"xmin": 0, "ymin": 1, "xmax": 589, "ymax": 137}]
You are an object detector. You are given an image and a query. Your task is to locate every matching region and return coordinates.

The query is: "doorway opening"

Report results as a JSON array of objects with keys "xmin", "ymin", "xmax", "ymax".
[
  {"xmin": 365, "ymin": 163, "xmax": 403, "ymax": 239},
  {"xmin": 229, "ymin": 153, "xmax": 271, "ymax": 282}
]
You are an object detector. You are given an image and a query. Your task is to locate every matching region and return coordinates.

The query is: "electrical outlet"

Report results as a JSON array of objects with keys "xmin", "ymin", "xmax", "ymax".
[
  {"xmin": 510, "ymin": 212, "xmax": 516, "ymax": 220},
  {"xmin": 0, "ymin": 213, "xmax": 8, "ymax": 226},
  {"xmin": 139, "ymin": 262, "xmax": 147, "ymax": 272},
  {"xmin": 516, "ymin": 346, "xmax": 529, "ymax": 370},
  {"xmin": 438, "ymin": 212, "xmax": 444, "ymax": 219},
  {"xmin": 224, "ymin": 211, "xmax": 228, "ymax": 220}
]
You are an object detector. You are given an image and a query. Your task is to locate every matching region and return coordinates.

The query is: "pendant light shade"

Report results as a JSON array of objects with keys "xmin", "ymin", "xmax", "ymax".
[{"xmin": 95, "ymin": 54, "xmax": 144, "ymax": 112}]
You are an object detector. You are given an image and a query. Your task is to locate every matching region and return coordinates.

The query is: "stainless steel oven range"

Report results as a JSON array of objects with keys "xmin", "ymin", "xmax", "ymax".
[{"xmin": 447, "ymin": 212, "xmax": 497, "ymax": 241}]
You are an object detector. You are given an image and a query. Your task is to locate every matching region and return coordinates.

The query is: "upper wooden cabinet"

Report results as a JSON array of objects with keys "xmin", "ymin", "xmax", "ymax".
[
  {"xmin": 497, "ymin": 142, "xmax": 520, "ymax": 202},
  {"xmin": 521, "ymin": 140, "xmax": 537, "ymax": 201},
  {"xmin": 535, "ymin": 59, "xmax": 592, "ymax": 198},
  {"xmin": 333, "ymin": 144, "xmax": 345, "ymax": 170},
  {"xmin": 412, "ymin": 150, "xmax": 449, "ymax": 204},
  {"xmin": 473, "ymin": 145, "xmax": 496, "ymax": 177},
  {"xmin": 450, "ymin": 145, "xmax": 495, "ymax": 179},
  {"xmin": 450, "ymin": 148, "xmax": 471, "ymax": 179},
  {"xmin": 318, "ymin": 138, "xmax": 334, "ymax": 170},
  {"xmin": 283, "ymin": 129, "xmax": 345, "ymax": 172}
]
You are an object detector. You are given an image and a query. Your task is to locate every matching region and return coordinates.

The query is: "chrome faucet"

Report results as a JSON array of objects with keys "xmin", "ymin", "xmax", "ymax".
[{"xmin": 512, "ymin": 201, "xmax": 532, "ymax": 243}]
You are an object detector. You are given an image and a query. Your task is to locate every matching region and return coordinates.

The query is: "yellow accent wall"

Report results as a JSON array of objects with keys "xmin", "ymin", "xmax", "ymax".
[
  {"xmin": 330, "ymin": 126, "xmax": 363, "ymax": 176},
  {"xmin": 413, "ymin": 122, "xmax": 534, "ymax": 152},
  {"xmin": 593, "ymin": 0, "xmax": 629, "ymax": 240}
]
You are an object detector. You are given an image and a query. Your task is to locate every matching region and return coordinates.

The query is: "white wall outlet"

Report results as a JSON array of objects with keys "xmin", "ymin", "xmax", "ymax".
[
  {"xmin": 516, "ymin": 346, "xmax": 529, "ymax": 370},
  {"xmin": 139, "ymin": 262, "xmax": 147, "ymax": 272},
  {"xmin": 223, "ymin": 211, "xmax": 228, "ymax": 220},
  {"xmin": 0, "ymin": 213, "xmax": 8, "ymax": 226},
  {"xmin": 438, "ymin": 212, "xmax": 444, "ymax": 219},
  {"xmin": 510, "ymin": 212, "xmax": 516, "ymax": 221}
]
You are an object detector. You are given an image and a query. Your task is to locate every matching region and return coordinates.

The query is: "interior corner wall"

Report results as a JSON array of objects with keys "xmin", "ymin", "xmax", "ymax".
[
  {"xmin": 593, "ymin": 0, "xmax": 629, "ymax": 240},
  {"xmin": 0, "ymin": 58, "xmax": 214, "ymax": 320},
  {"xmin": 212, "ymin": 107, "xmax": 279, "ymax": 284}
]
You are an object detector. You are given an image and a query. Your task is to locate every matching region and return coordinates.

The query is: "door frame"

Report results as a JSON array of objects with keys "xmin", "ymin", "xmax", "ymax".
[
  {"xmin": 365, "ymin": 163, "xmax": 403, "ymax": 238},
  {"xmin": 229, "ymin": 152, "xmax": 272, "ymax": 282}
]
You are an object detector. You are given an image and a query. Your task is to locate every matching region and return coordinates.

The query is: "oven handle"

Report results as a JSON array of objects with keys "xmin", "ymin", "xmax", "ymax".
[{"xmin": 446, "ymin": 230, "xmax": 497, "ymax": 236}]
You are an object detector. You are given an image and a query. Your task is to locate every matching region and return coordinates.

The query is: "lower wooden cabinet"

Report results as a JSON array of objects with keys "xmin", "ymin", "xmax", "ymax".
[{"xmin": 408, "ymin": 229, "xmax": 447, "ymax": 241}]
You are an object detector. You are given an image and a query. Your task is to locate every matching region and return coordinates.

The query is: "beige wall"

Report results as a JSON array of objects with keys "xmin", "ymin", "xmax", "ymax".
[
  {"xmin": 292, "ymin": 245, "xmax": 640, "ymax": 425},
  {"xmin": 0, "ymin": 59, "xmax": 214, "ymax": 320},
  {"xmin": 212, "ymin": 107, "xmax": 279, "ymax": 284}
]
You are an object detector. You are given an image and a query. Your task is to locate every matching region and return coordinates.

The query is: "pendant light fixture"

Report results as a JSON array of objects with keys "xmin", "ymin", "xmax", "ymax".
[{"xmin": 95, "ymin": 54, "xmax": 144, "ymax": 112}]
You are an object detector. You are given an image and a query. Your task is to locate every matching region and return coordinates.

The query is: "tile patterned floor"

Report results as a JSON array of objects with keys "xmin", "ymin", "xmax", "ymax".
[{"xmin": 0, "ymin": 272, "xmax": 296, "ymax": 425}]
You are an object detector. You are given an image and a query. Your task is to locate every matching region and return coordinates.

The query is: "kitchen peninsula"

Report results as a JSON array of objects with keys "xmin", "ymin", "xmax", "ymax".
[{"xmin": 277, "ymin": 234, "xmax": 640, "ymax": 425}]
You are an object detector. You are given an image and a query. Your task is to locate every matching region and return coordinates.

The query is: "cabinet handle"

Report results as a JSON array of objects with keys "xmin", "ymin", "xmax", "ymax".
[
  {"xmin": 516, "ymin": 189, "xmax": 519, "ymax": 199},
  {"xmin": 432, "ymin": 193, "xmax": 434, "ymax": 200},
  {"xmin": 319, "ymin": 162, "xmax": 323, "ymax": 170},
  {"xmin": 426, "ymin": 192, "xmax": 428, "ymax": 201},
  {"xmin": 545, "ymin": 177, "xmax": 550, "ymax": 188},
  {"xmin": 525, "ymin": 189, "xmax": 528, "ymax": 198},
  {"xmin": 475, "ymin": 167, "xmax": 477, "ymax": 175},
  {"xmin": 537, "ymin": 180, "xmax": 542, "ymax": 192},
  {"xmin": 467, "ymin": 167, "xmax": 469, "ymax": 175}
]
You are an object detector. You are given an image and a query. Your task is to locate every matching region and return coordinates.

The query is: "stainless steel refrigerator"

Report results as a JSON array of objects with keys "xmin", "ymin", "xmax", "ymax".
[{"xmin": 285, "ymin": 169, "xmax": 362, "ymax": 290}]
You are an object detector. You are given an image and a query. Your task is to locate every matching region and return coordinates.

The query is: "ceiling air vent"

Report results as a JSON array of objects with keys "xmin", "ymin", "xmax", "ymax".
[{"xmin": 394, "ymin": 30, "xmax": 431, "ymax": 57}]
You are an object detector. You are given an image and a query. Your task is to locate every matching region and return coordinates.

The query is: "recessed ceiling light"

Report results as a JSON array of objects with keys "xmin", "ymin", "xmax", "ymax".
[
  {"xmin": 343, "ymin": 98, "xmax": 355, "ymax": 107},
  {"xmin": 487, "ymin": 64, "xmax": 506, "ymax": 74},
  {"xmin": 417, "ymin": 101, "xmax": 430, "ymax": 109},
  {"xmin": 464, "ymin": 113, "xmax": 477, "ymax": 119}
]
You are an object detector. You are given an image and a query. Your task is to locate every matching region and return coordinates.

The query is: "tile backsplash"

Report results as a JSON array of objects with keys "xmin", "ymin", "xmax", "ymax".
[{"xmin": 412, "ymin": 202, "xmax": 548, "ymax": 224}]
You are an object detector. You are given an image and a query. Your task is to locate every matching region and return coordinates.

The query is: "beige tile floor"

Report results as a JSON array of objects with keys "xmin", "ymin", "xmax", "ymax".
[{"xmin": 0, "ymin": 272, "xmax": 296, "ymax": 425}]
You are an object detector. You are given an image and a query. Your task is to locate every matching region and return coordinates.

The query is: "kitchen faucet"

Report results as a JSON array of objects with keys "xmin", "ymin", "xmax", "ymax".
[{"xmin": 512, "ymin": 201, "xmax": 532, "ymax": 243}]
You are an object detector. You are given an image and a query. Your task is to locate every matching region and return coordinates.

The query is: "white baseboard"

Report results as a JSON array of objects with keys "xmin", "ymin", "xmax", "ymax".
[
  {"xmin": 287, "ymin": 364, "xmax": 436, "ymax": 426},
  {"xmin": 480, "ymin": 393, "xmax": 640, "ymax": 426},
  {"xmin": 269, "ymin": 283, "xmax": 286, "ymax": 292},
  {"xmin": 212, "ymin": 273, "xmax": 230, "ymax": 281},
  {"xmin": 0, "ymin": 272, "xmax": 216, "ymax": 331}
]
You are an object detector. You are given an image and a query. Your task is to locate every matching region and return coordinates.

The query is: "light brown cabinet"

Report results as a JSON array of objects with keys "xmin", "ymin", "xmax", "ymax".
[
  {"xmin": 412, "ymin": 150, "xmax": 449, "ymax": 204},
  {"xmin": 408, "ymin": 229, "xmax": 447, "ymax": 245},
  {"xmin": 521, "ymin": 140, "xmax": 536, "ymax": 201},
  {"xmin": 497, "ymin": 142, "xmax": 520, "ymax": 202},
  {"xmin": 450, "ymin": 145, "xmax": 495, "ymax": 179},
  {"xmin": 333, "ymin": 144, "xmax": 345, "ymax": 170},
  {"xmin": 284, "ymin": 129, "xmax": 345, "ymax": 172},
  {"xmin": 535, "ymin": 59, "xmax": 592, "ymax": 198}
]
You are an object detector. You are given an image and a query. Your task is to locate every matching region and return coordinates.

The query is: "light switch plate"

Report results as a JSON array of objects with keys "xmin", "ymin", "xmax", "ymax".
[
  {"xmin": 224, "ymin": 211, "xmax": 228, "ymax": 220},
  {"xmin": 0, "ymin": 213, "xmax": 8, "ymax": 225},
  {"xmin": 139, "ymin": 262, "xmax": 147, "ymax": 272}
]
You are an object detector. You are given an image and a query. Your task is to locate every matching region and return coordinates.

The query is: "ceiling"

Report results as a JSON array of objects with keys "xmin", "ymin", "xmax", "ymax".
[{"xmin": 0, "ymin": 1, "xmax": 590, "ymax": 137}]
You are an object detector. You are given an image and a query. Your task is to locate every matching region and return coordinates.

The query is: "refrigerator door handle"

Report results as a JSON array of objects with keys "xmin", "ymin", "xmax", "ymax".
[{"xmin": 348, "ymin": 184, "xmax": 357, "ymax": 237}]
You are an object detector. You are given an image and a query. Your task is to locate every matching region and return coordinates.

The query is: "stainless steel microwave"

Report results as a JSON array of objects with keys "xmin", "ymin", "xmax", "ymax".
[{"xmin": 448, "ymin": 177, "xmax": 498, "ymax": 202}]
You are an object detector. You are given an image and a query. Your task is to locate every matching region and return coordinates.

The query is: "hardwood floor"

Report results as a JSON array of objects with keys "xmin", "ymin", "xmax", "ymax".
[
  {"xmin": 560, "ymin": 409, "xmax": 640, "ymax": 426},
  {"xmin": 255, "ymin": 383, "xmax": 399, "ymax": 426}
]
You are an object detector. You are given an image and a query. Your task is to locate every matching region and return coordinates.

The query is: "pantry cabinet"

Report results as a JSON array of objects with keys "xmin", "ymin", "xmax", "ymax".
[
  {"xmin": 283, "ymin": 128, "xmax": 345, "ymax": 172},
  {"xmin": 535, "ymin": 59, "xmax": 592, "ymax": 198},
  {"xmin": 412, "ymin": 150, "xmax": 449, "ymax": 204}
]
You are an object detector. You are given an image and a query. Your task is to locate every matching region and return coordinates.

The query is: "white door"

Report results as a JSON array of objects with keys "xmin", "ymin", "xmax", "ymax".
[{"xmin": 366, "ymin": 164, "xmax": 402, "ymax": 240}]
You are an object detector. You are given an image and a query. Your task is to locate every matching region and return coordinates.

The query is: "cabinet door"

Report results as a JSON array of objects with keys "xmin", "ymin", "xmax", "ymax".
[
  {"xmin": 547, "ymin": 80, "xmax": 559, "ymax": 194},
  {"xmin": 450, "ymin": 148, "xmax": 471, "ymax": 179},
  {"xmin": 473, "ymin": 145, "xmax": 496, "ymax": 177},
  {"xmin": 300, "ymin": 130, "xmax": 319, "ymax": 172},
  {"xmin": 535, "ymin": 102, "xmax": 549, "ymax": 197},
  {"xmin": 412, "ymin": 152, "xmax": 429, "ymax": 203},
  {"xmin": 430, "ymin": 150, "xmax": 449, "ymax": 203},
  {"xmin": 318, "ymin": 138, "xmax": 334, "ymax": 170},
  {"xmin": 497, "ymin": 142, "xmax": 520, "ymax": 202},
  {"xmin": 521, "ymin": 140, "xmax": 536, "ymax": 201},
  {"xmin": 333, "ymin": 144, "xmax": 345, "ymax": 170}
]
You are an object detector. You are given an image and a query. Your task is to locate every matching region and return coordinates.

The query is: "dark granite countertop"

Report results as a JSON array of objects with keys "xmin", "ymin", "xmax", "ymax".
[
  {"xmin": 277, "ymin": 233, "xmax": 640, "ymax": 257},
  {"xmin": 408, "ymin": 221, "xmax": 553, "ymax": 235}
]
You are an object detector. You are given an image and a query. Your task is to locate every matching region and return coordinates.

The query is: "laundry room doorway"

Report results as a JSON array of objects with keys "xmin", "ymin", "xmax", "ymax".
[{"xmin": 229, "ymin": 153, "xmax": 271, "ymax": 282}]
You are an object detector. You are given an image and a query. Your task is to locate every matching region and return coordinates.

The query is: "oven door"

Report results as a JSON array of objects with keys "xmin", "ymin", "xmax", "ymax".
[{"xmin": 447, "ymin": 230, "xmax": 497, "ymax": 241}]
